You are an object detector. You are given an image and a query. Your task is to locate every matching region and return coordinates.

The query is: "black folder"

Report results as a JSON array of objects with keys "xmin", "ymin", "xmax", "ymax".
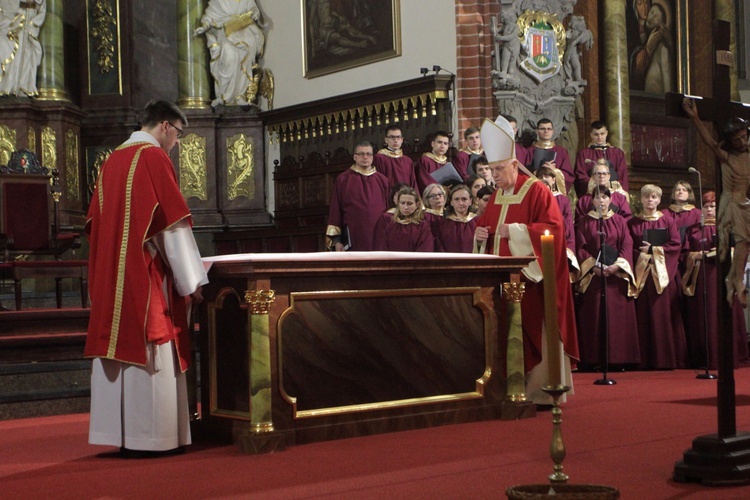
[
  {"xmin": 431, "ymin": 162, "xmax": 463, "ymax": 186},
  {"xmin": 642, "ymin": 227, "xmax": 668, "ymax": 247},
  {"xmin": 596, "ymin": 243, "xmax": 618, "ymax": 266},
  {"xmin": 529, "ymin": 149, "xmax": 556, "ymax": 172}
]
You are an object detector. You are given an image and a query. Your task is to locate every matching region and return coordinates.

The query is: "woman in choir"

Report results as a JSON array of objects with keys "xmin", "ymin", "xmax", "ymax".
[
  {"xmin": 466, "ymin": 174, "xmax": 487, "ymax": 213},
  {"xmin": 433, "ymin": 184, "xmax": 477, "ymax": 253},
  {"xmin": 575, "ymin": 159, "xmax": 632, "ymax": 222},
  {"xmin": 474, "ymin": 185, "xmax": 495, "ymax": 217},
  {"xmin": 575, "ymin": 187, "xmax": 640, "ymax": 368},
  {"xmin": 374, "ymin": 187, "xmax": 434, "ymax": 252},
  {"xmin": 682, "ymin": 191, "xmax": 749, "ymax": 369},
  {"xmin": 628, "ymin": 184, "xmax": 687, "ymax": 369},
  {"xmin": 537, "ymin": 166, "xmax": 575, "ymax": 253},
  {"xmin": 422, "ymin": 183, "xmax": 446, "ymax": 217},
  {"xmin": 665, "ymin": 181, "xmax": 701, "ymax": 243}
]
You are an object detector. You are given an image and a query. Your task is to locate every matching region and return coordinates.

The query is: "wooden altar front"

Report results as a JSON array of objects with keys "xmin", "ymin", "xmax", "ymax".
[{"xmin": 198, "ymin": 252, "xmax": 534, "ymax": 453}]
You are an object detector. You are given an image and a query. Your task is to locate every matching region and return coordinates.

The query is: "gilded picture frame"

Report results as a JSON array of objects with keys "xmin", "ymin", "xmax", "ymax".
[{"xmin": 302, "ymin": 0, "xmax": 402, "ymax": 79}]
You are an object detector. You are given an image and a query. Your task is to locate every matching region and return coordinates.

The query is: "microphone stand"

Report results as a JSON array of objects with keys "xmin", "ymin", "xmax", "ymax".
[
  {"xmin": 594, "ymin": 183, "xmax": 616, "ymax": 385},
  {"xmin": 691, "ymin": 168, "xmax": 717, "ymax": 380}
]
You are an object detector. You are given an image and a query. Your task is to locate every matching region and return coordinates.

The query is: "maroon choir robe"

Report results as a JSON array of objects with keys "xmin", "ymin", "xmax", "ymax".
[
  {"xmin": 516, "ymin": 143, "xmax": 530, "ymax": 167},
  {"xmin": 434, "ymin": 213, "xmax": 477, "ymax": 253},
  {"xmin": 665, "ymin": 204, "xmax": 701, "ymax": 246},
  {"xmin": 554, "ymin": 192, "xmax": 575, "ymax": 252},
  {"xmin": 453, "ymin": 148, "xmax": 483, "ymax": 180},
  {"xmin": 475, "ymin": 173, "xmax": 579, "ymax": 372},
  {"xmin": 575, "ymin": 189, "xmax": 632, "ymax": 223},
  {"xmin": 574, "ymin": 144, "xmax": 629, "ymax": 198},
  {"xmin": 373, "ymin": 149, "xmax": 417, "ymax": 189},
  {"xmin": 575, "ymin": 211, "xmax": 640, "ymax": 365},
  {"xmin": 326, "ymin": 166, "xmax": 389, "ymax": 251},
  {"xmin": 628, "ymin": 213, "xmax": 687, "ymax": 369},
  {"xmin": 681, "ymin": 222, "xmax": 749, "ymax": 369},
  {"xmin": 415, "ymin": 153, "xmax": 450, "ymax": 193},
  {"xmin": 373, "ymin": 215, "xmax": 435, "ymax": 252},
  {"xmin": 523, "ymin": 142, "xmax": 574, "ymax": 194}
]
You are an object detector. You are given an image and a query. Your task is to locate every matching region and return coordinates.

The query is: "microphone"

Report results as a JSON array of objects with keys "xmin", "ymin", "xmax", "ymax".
[{"xmin": 688, "ymin": 167, "xmax": 704, "ymax": 226}]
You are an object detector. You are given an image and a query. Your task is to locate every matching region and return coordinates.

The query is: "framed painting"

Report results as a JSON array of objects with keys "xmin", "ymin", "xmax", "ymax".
[
  {"xmin": 626, "ymin": 0, "xmax": 688, "ymax": 95},
  {"xmin": 302, "ymin": 0, "xmax": 402, "ymax": 79}
]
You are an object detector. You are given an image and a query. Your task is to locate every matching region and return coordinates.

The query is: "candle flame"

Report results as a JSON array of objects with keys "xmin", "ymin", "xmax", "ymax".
[{"xmin": 544, "ymin": 230, "xmax": 550, "ymax": 236}]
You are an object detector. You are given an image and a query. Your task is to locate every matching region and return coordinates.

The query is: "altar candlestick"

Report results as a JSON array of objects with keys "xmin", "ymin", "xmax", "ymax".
[{"xmin": 541, "ymin": 230, "xmax": 562, "ymax": 387}]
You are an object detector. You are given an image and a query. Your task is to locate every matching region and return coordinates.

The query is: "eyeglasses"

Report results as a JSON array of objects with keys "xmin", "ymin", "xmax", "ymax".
[
  {"xmin": 386, "ymin": 135, "xmax": 403, "ymax": 140},
  {"xmin": 167, "ymin": 122, "xmax": 183, "ymax": 139},
  {"xmin": 428, "ymin": 192, "xmax": 445, "ymax": 199},
  {"xmin": 354, "ymin": 152, "xmax": 373, "ymax": 157},
  {"xmin": 593, "ymin": 171, "xmax": 610, "ymax": 176}
]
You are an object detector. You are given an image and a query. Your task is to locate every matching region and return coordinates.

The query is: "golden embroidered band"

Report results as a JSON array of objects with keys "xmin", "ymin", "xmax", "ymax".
[
  {"xmin": 503, "ymin": 282, "xmax": 526, "ymax": 402},
  {"xmin": 245, "ymin": 289, "xmax": 275, "ymax": 315}
]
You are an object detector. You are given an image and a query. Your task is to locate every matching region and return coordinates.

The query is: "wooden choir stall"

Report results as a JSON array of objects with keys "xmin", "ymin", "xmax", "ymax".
[{"xmin": 197, "ymin": 252, "xmax": 534, "ymax": 453}]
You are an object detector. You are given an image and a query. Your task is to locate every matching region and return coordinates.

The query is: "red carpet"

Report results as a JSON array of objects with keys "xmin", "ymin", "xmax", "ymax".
[{"xmin": 3, "ymin": 370, "xmax": 750, "ymax": 498}]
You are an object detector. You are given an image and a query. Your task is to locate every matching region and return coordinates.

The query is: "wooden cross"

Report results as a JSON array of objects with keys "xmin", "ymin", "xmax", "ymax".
[{"xmin": 667, "ymin": 20, "xmax": 750, "ymax": 485}]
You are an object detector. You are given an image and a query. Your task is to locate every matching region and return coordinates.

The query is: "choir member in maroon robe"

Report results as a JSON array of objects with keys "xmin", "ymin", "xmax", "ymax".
[
  {"xmin": 665, "ymin": 180, "xmax": 701, "ymax": 244},
  {"xmin": 434, "ymin": 184, "xmax": 477, "ymax": 253},
  {"xmin": 536, "ymin": 166, "xmax": 575, "ymax": 253},
  {"xmin": 575, "ymin": 159, "xmax": 632, "ymax": 222},
  {"xmin": 574, "ymin": 121, "xmax": 629, "ymax": 198},
  {"xmin": 422, "ymin": 183, "xmax": 446, "ymax": 236},
  {"xmin": 373, "ymin": 125, "xmax": 417, "ymax": 190},
  {"xmin": 575, "ymin": 187, "xmax": 640, "ymax": 367},
  {"xmin": 374, "ymin": 187, "xmax": 434, "ymax": 252},
  {"xmin": 628, "ymin": 184, "xmax": 687, "ymax": 369},
  {"xmin": 474, "ymin": 185, "xmax": 495, "ymax": 217},
  {"xmin": 523, "ymin": 118, "xmax": 574, "ymax": 194},
  {"xmin": 466, "ymin": 174, "xmax": 486, "ymax": 213},
  {"xmin": 472, "ymin": 156, "xmax": 495, "ymax": 189},
  {"xmin": 681, "ymin": 192, "xmax": 749, "ymax": 369},
  {"xmin": 453, "ymin": 127, "xmax": 484, "ymax": 180},
  {"xmin": 501, "ymin": 114, "xmax": 531, "ymax": 167},
  {"xmin": 326, "ymin": 142, "xmax": 389, "ymax": 251},
  {"xmin": 474, "ymin": 116, "xmax": 578, "ymax": 404},
  {"xmin": 415, "ymin": 131, "xmax": 452, "ymax": 193}
]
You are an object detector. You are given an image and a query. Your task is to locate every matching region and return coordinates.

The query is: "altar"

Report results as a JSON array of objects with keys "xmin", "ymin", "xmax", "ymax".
[{"xmin": 197, "ymin": 251, "xmax": 535, "ymax": 453}]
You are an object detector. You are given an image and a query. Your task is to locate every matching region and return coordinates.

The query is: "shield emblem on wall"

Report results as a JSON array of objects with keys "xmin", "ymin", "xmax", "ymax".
[{"xmin": 517, "ymin": 12, "xmax": 565, "ymax": 84}]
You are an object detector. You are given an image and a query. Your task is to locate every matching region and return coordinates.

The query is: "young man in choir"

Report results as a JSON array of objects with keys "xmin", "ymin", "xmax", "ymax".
[
  {"xmin": 575, "ymin": 187, "xmax": 640, "ymax": 369},
  {"xmin": 501, "ymin": 114, "xmax": 530, "ymax": 166},
  {"xmin": 628, "ymin": 184, "xmax": 687, "ymax": 369},
  {"xmin": 574, "ymin": 121, "xmax": 629, "ymax": 198},
  {"xmin": 373, "ymin": 125, "xmax": 417, "ymax": 190},
  {"xmin": 472, "ymin": 156, "xmax": 495, "ymax": 188},
  {"xmin": 474, "ymin": 116, "xmax": 578, "ymax": 405},
  {"xmin": 453, "ymin": 126, "xmax": 484, "ymax": 179},
  {"xmin": 415, "ymin": 131, "xmax": 453, "ymax": 193},
  {"xmin": 326, "ymin": 141, "xmax": 389, "ymax": 251},
  {"xmin": 474, "ymin": 185, "xmax": 495, "ymax": 217},
  {"xmin": 525, "ymin": 118, "xmax": 574, "ymax": 194}
]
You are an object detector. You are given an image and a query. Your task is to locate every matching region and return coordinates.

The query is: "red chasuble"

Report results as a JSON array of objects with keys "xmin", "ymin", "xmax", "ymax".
[
  {"xmin": 475, "ymin": 174, "xmax": 579, "ymax": 371},
  {"xmin": 85, "ymin": 143, "xmax": 193, "ymax": 370}
]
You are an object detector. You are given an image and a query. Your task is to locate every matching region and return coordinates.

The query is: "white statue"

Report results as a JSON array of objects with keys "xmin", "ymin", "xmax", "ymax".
[
  {"xmin": 195, "ymin": 0, "xmax": 265, "ymax": 107},
  {"xmin": 0, "ymin": 0, "xmax": 46, "ymax": 97},
  {"xmin": 564, "ymin": 16, "xmax": 593, "ymax": 86}
]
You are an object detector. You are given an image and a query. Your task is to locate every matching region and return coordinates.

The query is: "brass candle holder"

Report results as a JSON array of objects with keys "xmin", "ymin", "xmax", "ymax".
[{"xmin": 542, "ymin": 384, "xmax": 571, "ymax": 484}]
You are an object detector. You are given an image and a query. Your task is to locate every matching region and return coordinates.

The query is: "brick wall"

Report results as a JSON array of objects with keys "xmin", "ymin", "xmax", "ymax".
[{"xmin": 454, "ymin": 1, "xmax": 500, "ymax": 148}]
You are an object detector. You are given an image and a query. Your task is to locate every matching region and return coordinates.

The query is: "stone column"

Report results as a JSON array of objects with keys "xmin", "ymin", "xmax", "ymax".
[
  {"xmin": 177, "ymin": 0, "xmax": 212, "ymax": 108},
  {"xmin": 503, "ymin": 282, "xmax": 526, "ymax": 402},
  {"xmin": 602, "ymin": 0, "xmax": 631, "ymax": 164},
  {"xmin": 37, "ymin": 0, "xmax": 70, "ymax": 101},
  {"xmin": 715, "ymin": 0, "xmax": 740, "ymax": 101}
]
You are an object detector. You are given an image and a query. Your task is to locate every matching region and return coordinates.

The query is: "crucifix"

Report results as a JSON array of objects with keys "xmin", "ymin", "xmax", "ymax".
[{"xmin": 665, "ymin": 20, "xmax": 750, "ymax": 486}]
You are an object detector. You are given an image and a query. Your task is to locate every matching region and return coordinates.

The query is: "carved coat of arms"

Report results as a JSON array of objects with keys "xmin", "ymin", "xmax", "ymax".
[{"xmin": 518, "ymin": 11, "xmax": 566, "ymax": 84}]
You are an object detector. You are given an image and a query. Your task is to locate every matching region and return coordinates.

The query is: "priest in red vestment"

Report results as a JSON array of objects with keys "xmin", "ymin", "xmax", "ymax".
[
  {"xmin": 85, "ymin": 100, "xmax": 209, "ymax": 456},
  {"xmin": 474, "ymin": 116, "xmax": 578, "ymax": 405}
]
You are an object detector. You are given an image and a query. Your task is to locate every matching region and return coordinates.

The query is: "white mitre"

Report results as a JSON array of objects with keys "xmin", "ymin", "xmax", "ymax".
[
  {"xmin": 481, "ymin": 115, "xmax": 533, "ymax": 177},
  {"xmin": 480, "ymin": 116, "xmax": 516, "ymax": 164}
]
